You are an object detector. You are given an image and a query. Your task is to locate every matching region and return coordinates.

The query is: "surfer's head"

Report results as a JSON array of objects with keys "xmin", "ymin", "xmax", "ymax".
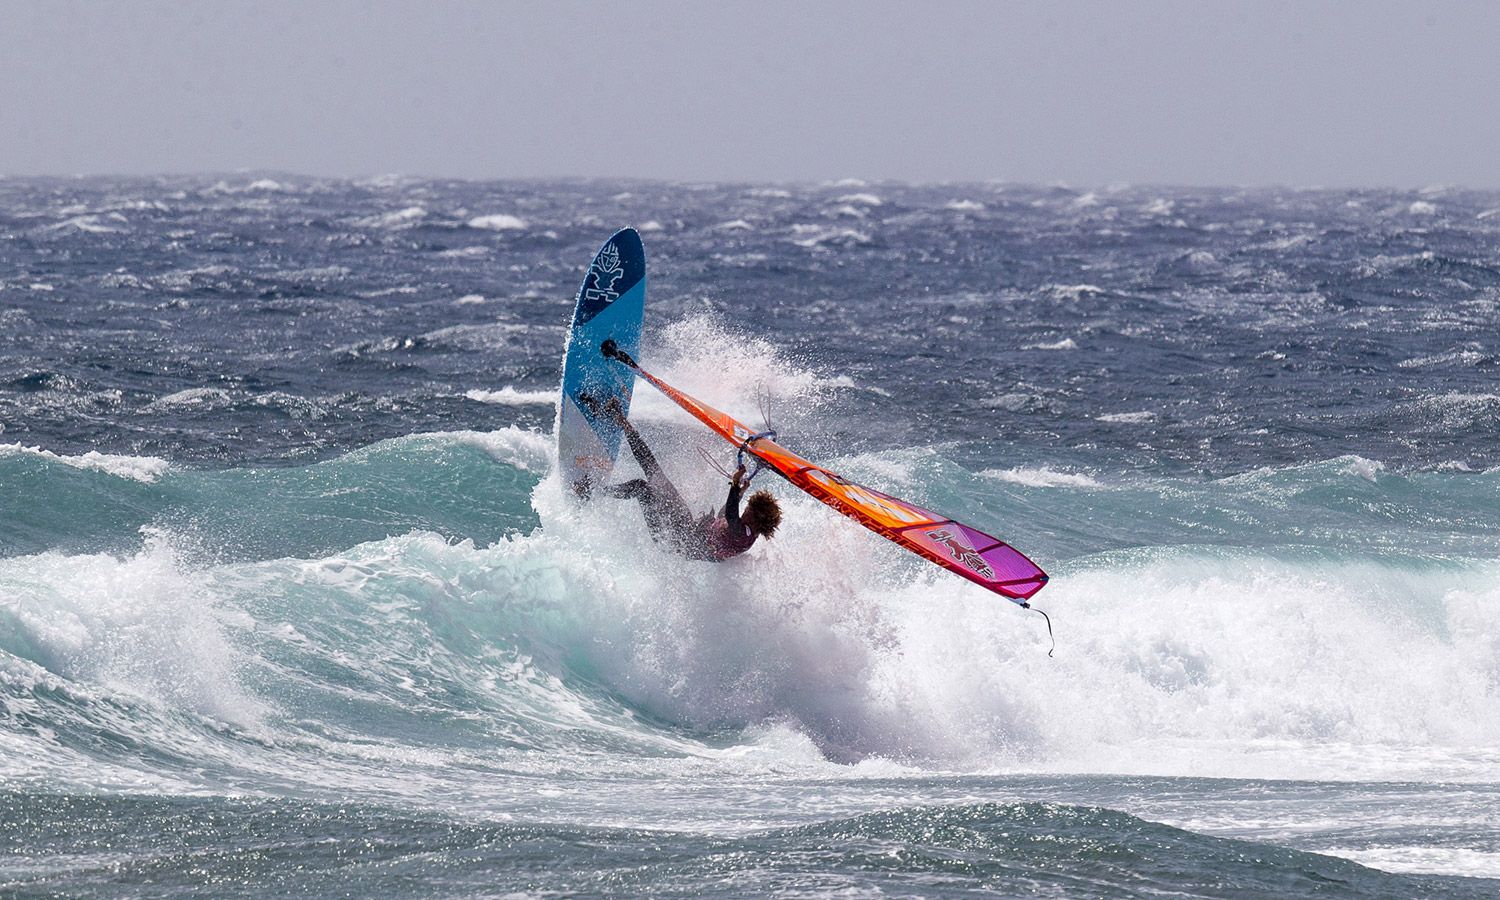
[{"xmin": 743, "ymin": 490, "xmax": 782, "ymax": 538}]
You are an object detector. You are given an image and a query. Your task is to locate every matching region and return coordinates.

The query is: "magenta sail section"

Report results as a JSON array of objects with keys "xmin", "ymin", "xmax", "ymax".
[
  {"xmin": 979, "ymin": 542, "xmax": 1049, "ymax": 600},
  {"xmin": 946, "ymin": 522, "xmax": 1046, "ymax": 600},
  {"xmin": 905, "ymin": 521, "xmax": 1048, "ymax": 602}
]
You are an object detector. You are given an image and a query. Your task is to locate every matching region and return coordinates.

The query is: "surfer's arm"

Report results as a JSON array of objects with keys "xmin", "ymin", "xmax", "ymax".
[{"xmin": 722, "ymin": 467, "xmax": 747, "ymax": 530}]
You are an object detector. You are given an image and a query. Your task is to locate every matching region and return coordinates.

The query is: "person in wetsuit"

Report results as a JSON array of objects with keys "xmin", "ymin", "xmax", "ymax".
[{"xmin": 594, "ymin": 399, "xmax": 781, "ymax": 560}]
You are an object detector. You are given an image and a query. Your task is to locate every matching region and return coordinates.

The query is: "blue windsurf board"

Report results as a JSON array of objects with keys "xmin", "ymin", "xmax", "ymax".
[{"xmin": 556, "ymin": 228, "xmax": 645, "ymax": 497}]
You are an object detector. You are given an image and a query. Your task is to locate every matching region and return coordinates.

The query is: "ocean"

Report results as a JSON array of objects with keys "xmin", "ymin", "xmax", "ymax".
[{"xmin": 2, "ymin": 175, "xmax": 1498, "ymax": 898}]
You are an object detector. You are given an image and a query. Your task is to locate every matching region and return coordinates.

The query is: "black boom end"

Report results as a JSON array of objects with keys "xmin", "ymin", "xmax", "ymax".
[{"xmin": 600, "ymin": 339, "xmax": 638, "ymax": 369}]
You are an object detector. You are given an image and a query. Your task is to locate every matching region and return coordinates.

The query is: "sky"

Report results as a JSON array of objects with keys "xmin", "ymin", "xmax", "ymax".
[{"xmin": 4, "ymin": 0, "xmax": 1499, "ymax": 187}]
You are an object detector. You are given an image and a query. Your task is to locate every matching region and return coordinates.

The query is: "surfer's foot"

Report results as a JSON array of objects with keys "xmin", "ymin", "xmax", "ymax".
[{"xmin": 578, "ymin": 392, "xmax": 627, "ymax": 425}]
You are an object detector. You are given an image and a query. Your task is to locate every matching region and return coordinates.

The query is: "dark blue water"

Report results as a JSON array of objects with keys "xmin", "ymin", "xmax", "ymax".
[
  {"xmin": 5, "ymin": 177, "xmax": 1497, "ymax": 473},
  {"xmin": 3, "ymin": 176, "xmax": 1498, "ymax": 897}
]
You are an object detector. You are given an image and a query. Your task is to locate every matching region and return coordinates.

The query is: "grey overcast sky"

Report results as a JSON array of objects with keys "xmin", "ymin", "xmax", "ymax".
[{"xmin": 4, "ymin": 0, "xmax": 1498, "ymax": 187}]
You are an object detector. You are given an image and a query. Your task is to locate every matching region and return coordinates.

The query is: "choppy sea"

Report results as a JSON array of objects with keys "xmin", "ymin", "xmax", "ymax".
[{"xmin": 2, "ymin": 175, "xmax": 1498, "ymax": 898}]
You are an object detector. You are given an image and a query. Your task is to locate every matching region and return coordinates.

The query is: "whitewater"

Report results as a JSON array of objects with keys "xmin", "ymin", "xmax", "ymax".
[{"xmin": 2, "ymin": 176, "xmax": 1498, "ymax": 898}]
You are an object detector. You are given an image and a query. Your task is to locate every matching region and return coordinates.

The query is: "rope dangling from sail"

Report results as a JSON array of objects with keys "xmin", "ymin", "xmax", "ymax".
[{"xmin": 1023, "ymin": 603, "xmax": 1056, "ymax": 658}]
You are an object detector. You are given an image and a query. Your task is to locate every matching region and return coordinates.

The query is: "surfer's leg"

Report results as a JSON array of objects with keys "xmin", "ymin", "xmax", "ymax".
[
  {"xmin": 603, "ymin": 474, "xmax": 693, "ymax": 546},
  {"xmin": 602, "ymin": 479, "xmax": 649, "ymax": 501},
  {"xmin": 640, "ymin": 475, "xmax": 694, "ymax": 543},
  {"xmin": 619, "ymin": 418, "xmax": 668, "ymax": 483},
  {"xmin": 591, "ymin": 407, "xmax": 697, "ymax": 552}
]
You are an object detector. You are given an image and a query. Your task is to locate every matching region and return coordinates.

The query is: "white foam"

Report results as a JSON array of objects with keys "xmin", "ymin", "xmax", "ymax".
[
  {"xmin": 45, "ymin": 214, "xmax": 124, "ymax": 234},
  {"xmin": 835, "ymin": 192, "xmax": 883, "ymax": 206},
  {"xmin": 981, "ymin": 466, "xmax": 1102, "ymax": 489},
  {"xmin": 151, "ymin": 387, "xmax": 231, "ymax": 408},
  {"xmin": 359, "ymin": 173, "xmax": 408, "ymax": 190},
  {"xmin": 204, "ymin": 178, "xmax": 289, "ymax": 195},
  {"xmin": 1097, "ymin": 411, "xmax": 1157, "ymax": 424},
  {"xmin": 468, "ymin": 213, "xmax": 527, "ymax": 230},
  {"xmin": 466, "ymin": 386, "xmax": 555, "ymax": 407},
  {"xmin": 1356, "ymin": 250, "xmax": 1435, "ymax": 278},
  {"xmin": 439, "ymin": 246, "xmax": 491, "ymax": 259},
  {"xmin": 452, "ymin": 427, "xmax": 554, "ymax": 474},
  {"xmin": 0, "ymin": 530, "xmax": 265, "ymax": 729},
  {"xmin": 356, "ymin": 206, "xmax": 427, "ymax": 229},
  {"xmin": 641, "ymin": 314, "xmax": 826, "ymax": 422},
  {"xmin": 790, "ymin": 225, "xmax": 871, "ymax": 249},
  {"xmin": 455, "ymin": 294, "xmax": 487, "ymax": 305},
  {"xmin": 985, "ymin": 552, "xmax": 1500, "ymax": 780},
  {"xmin": 1327, "ymin": 847, "xmax": 1500, "ymax": 879},
  {"xmin": 945, "ymin": 199, "xmax": 984, "ymax": 211},
  {"xmin": 715, "ymin": 219, "xmax": 754, "ymax": 231},
  {"xmin": 275, "ymin": 265, "xmax": 350, "ymax": 282},
  {"xmin": 1397, "ymin": 348, "xmax": 1488, "ymax": 369},
  {"xmin": 1024, "ymin": 337, "xmax": 1078, "ymax": 351},
  {"xmin": 1041, "ymin": 284, "xmax": 1105, "ymax": 301},
  {"xmin": 511, "ymin": 518, "xmax": 1498, "ymax": 777},
  {"xmin": 1350, "ymin": 456, "xmax": 1380, "ymax": 486},
  {"xmin": 1408, "ymin": 200, "xmax": 1438, "ymax": 216},
  {"xmin": 0, "ymin": 443, "xmax": 170, "ymax": 483},
  {"xmin": 361, "ymin": 285, "xmax": 420, "ymax": 298}
]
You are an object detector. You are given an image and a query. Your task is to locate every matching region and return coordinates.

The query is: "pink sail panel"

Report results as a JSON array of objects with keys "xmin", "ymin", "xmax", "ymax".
[{"xmin": 905, "ymin": 523, "xmax": 1049, "ymax": 600}]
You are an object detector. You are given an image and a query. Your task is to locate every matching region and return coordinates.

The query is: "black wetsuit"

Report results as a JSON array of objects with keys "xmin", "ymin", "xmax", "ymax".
[{"xmin": 605, "ymin": 422, "xmax": 757, "ymax": 561}]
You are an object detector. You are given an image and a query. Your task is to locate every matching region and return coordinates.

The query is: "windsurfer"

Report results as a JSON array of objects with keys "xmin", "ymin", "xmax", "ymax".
[{"xmin": 585, "ymin": 395, "xmax": 781, "ymax": 560}]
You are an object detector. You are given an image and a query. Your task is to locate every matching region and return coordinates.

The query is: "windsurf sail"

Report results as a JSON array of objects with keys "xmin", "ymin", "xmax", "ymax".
[{"xmin": 601, "ymin": 341, "xmax": 1049, "ymax": 604}]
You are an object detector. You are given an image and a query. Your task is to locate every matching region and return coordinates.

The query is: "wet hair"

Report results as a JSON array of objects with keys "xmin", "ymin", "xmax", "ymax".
[{"xmin": 744, "ymin": 490, "xmax": 782, "ymax": 538}]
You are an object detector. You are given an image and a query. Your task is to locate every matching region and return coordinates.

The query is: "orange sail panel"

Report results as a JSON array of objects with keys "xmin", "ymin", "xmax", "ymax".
[{"xmin": 627, "ymin": 365, "xmax": 1049, "ymax": 603}]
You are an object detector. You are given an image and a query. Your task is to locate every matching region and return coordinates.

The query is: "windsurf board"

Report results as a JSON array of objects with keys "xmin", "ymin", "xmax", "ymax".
[{"xmin": 556, "ymin": 228, "xmax": 646, "ymax": 497}]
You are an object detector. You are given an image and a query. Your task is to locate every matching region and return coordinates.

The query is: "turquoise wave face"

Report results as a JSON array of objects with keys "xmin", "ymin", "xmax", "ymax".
[
  {"xmin": 10, "ymin": 435, "xmax": 1498, "ymax": 566},
  {"xmin": 0, "ymin": 430, "xmax": 545, "ymax": 561},
  {"xmin": 966, "ymin": 455, "xmax": 1500, "ymax": 560},
  {"xmin": 3, "ymin": 435, "xmax": 1498, "ymax": 786}
]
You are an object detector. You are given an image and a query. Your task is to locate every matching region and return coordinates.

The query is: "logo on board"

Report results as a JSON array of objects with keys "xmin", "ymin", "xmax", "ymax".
[{"xmin": 584, "ymin": 241, "xmax": 625, "ymax": 307}]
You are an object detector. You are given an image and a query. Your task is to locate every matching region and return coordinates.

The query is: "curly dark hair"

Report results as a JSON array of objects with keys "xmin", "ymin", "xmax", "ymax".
[{"xmin": 744, "ymin": 490, "xmax": 782, "ymax": 538}]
